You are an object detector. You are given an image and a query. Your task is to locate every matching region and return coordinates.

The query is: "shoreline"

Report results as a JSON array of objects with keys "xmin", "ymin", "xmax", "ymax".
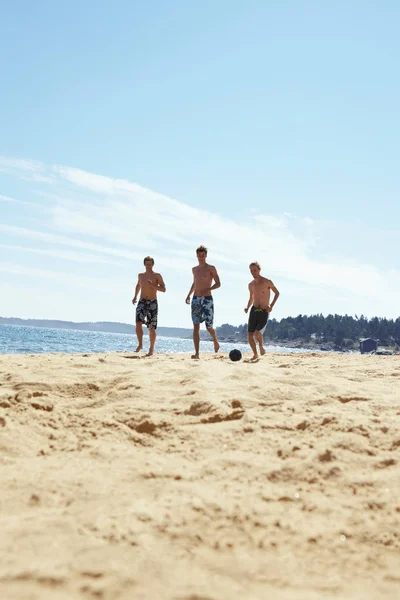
[{"xmin": 0, "ymin": 321, "xmax": 373, "ymax": 353}]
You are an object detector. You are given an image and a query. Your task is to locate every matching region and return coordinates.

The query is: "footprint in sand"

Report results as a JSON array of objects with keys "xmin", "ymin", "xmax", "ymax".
[
  {"xmin": 184, "ymin": 401, "xmax": 214, "ymax": 416},
  {"xmin": 336, "ymin": 396, "xmax": 370, "ymax": 404},
  {"xmin": 184, "ymin": 399, "xmax": 244, "ymax": 423},
  {"xmin": 14, "ymin": 389, "xmax": 49, "ymax": 403},
  {"xmin": 30, "ymin": 401, "xmax": 54, "ymax": 412},
  {"xmin": 123, "ymin": 417, "xmax": 170, "ymax": 436},
  {"xmin": 13, "ymin": 382, "xmax": 52, "ymax": 392},
  {"xmin": 318, "ymin": 449, "xmax": 335, "ymax": 462},
  {"xmin": 375, "ymin": 458, "xmax": 396, "ymax": 469}
]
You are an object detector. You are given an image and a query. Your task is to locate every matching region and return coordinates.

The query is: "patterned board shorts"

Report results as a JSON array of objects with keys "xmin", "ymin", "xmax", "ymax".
[
  {"xmin": 136, "ymin": 299, "xmax": 158, "ymax": 330},
  {"xmin": 191, "ymin": 295, "xmax": 214, "ymax": 328}
]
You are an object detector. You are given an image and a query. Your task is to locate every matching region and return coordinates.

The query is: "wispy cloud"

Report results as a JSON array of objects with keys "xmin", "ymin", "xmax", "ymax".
[
  {"xmin": 0, "ymin": 156, "xmax": 44, "ymax": 174},
  {"xmin": 0, "ymin": 262, "xmax": 117, "ymax": 291},
  {"xmin": 0, "ymin": 193, "xmax": 48, "ymax": 209},
  {"xmin": 0, "ymin": 224, "xmax": 139, "ymax": 260},
  {"xmin": 1, "ymin": 155, "xmax": 399, "ymax": 321},
  {"xmin": 0, "ymin": 244, "xmax": 127, "ymax": 266},
  {"xmin": 0, "ymin": 156, "xmax": 57, "ymax": 184},
  {"xmin": 47, "ymin": 169, "xmax": 385, "ymax": 296},
  {"xmin": 1, "ymin": 194, "xmax": 29, "ymax": 206}
]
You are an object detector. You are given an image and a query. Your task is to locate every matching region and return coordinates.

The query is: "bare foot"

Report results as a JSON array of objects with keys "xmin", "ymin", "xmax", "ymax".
[
  {"xmin": 134, "ymin": 345, "xmax": 142, "ymax": 353},
  {"xmin": 260, "ymin": 347, "xmax": 265, "ymax": 356},
  {"xmin": 146, "ymin": 350, "xmax": 154, "ymax": 357},
  {"xmin": 191, "ymin": 354, "xmax": 200, "ymax": 360},
  {"xmin": 250, "ymin": 354, "xmax": 259, "ymax": 361},
  {"xmin": 214, "ymin": 340, "xmax": 220, "ymax": 353}
]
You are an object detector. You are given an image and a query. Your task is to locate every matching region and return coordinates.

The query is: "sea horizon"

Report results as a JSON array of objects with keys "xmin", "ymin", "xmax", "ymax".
[{"xmin": 0, "ymin": 324, "xmax": 319, "ymax": 356}]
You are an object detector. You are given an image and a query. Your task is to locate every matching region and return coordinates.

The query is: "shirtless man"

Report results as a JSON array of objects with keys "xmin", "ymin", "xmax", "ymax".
[
  {"xmin": 185, "ymin": 245, "xmax": 221, "ymax": 359},
  {"xmin": 132, "ymin": 256, "xmax": 166, "ymax": 356},
  {"xmin": 244, "ymin": 262, "xmax": 280, "ymax": 360}
]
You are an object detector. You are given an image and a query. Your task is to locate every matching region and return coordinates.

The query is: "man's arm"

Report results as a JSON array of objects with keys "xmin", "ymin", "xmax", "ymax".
[
  {"xmin": 157, "ymin": 274, "xmax": 166, "ymax": 293},
  {"xmin": 210, "ymin": 266, "xmax": 221, "ymax": 291},
  {"xmin": 147, "ymin": 273, "xmax": 166, "ymax": 293},
  {"xmin": 185, "ymin": 283, "xmax": 194, "ymax": 304},
  {"xmin": 185, "ymin": 277, "xmax": 195, "ymax": 304},
  {"xmin": 268, "ymin": 280, "xmax": 280, "ymax": 311},
  {"xmin": 244, "ymin": 283, "xmax": 254, "ymax": 313},
  {"xmin": 132, "ymin": 275, "xmax": 141, "ymax": 304}
]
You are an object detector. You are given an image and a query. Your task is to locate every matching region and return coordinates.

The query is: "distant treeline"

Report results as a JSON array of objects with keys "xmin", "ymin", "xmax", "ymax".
[{"xmin": 217, "ymin": 314, "xmax": 400, "ymax": 348}]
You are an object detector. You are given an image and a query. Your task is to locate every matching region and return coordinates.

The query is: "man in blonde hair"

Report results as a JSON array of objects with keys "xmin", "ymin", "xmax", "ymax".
[
  {"xmin": 244, "ymin": 261, "xmax": 280, "ymax": 360},
  {"xmin": 132, "ymin": 256, "xmax": 166, "ymax": 356},
  {"xmin": 185, "ymin": 245, "xmax": 221, "ymax": 359}
]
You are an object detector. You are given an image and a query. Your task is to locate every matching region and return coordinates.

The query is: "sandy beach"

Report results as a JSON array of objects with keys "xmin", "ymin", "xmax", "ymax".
[{"xmin": 0, "ymin": 351, "xmax": 399, "ymax": 600}]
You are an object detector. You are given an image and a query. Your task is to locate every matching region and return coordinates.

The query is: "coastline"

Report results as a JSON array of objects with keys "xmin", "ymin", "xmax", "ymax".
[{"xmin": 0, "ymin": 319, "xmax": 367, "ymax": 353}]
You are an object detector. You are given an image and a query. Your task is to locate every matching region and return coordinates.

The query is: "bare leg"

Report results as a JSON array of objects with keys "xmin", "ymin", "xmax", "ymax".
[
  {"xmin": 192, "ymin": 324, "xmax": 200, "ymax": 359},
  {"xmin": 255, "ymin": 331, "xmax": 265, "ymax": 355},
  {"xmin": 248, "ymin": 332, "xmax": 258, "ymax": 360},
  {"xmin": 146, "ymin": 329, "xmax": 156, "ymax": 356},
  {"xmin": 135, "ymin": 322, "xmax": 143, "ymax": 352},
  {"xmin": 207, "ymin": 327, "xmax": 220, "ymax": 353}
]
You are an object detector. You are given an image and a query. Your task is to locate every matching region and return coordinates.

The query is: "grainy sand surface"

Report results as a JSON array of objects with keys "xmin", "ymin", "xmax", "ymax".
[{"xmin": 1, "ymin": 351, "xmax": 399, "ymax": 600}]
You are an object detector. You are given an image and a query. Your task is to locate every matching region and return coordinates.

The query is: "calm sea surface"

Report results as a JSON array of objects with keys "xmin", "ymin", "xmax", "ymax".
[{"xmin": 0, "ymin": 325, "xmax": 316, "ymax": 355}]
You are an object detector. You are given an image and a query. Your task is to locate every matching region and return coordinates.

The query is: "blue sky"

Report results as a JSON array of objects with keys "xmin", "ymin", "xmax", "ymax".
[{"xmin": 1, "ymin": 0, "xmax": 399, "ymax": 327}]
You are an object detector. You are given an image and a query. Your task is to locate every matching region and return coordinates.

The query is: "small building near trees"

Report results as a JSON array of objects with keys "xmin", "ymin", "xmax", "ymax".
[{"xmin": 359, "ymin": 338, "xmax": 378, "ymax": 354}]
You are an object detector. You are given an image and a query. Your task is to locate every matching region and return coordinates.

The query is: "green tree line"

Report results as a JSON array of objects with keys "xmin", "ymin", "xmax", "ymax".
[{"xmin": 216, "ymin": 314, "xmax": 400, "ymax": 349}]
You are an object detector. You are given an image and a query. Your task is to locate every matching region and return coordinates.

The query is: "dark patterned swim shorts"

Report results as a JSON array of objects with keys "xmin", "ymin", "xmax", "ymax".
[
  {"xmin": 191, "ymin": 295, "xmax": 214, "ymax": 328},
  {"xmin": 248, "ymin": 306, "xmax": 269, "ymax": 334},
  {"xmin": 136, "ymin": 299, "xmax": 158, "ymax": 330}
]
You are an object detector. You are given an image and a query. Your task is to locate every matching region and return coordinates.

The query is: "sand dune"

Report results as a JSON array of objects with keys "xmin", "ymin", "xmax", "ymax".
[{"xmin": 1, "ymin": 351, "xmax": 399, "ymax": 599}]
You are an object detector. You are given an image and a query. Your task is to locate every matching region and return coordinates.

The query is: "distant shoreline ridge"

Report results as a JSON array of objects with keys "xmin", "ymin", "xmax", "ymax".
[
  {"xmin": 3, "ymin": 316, "xmax": 397, "ymax": 353},
  {"xmin": 0, "ymin": 318, "xmax": 317, "ymax": 349},
  {"xmin": 0, "ymin": 317, "xmax": 191, "ymax": 339}
]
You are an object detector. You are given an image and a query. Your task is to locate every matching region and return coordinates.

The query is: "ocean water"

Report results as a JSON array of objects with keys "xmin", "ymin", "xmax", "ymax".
[{"xmin": 0, "ymin": 325, "xmax": 314, "ymax": 355}]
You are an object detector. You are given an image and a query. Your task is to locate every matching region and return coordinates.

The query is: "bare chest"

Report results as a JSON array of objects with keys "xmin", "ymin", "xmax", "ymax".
[
  {"xmin": 140, "ymin": 273, "xmax": 157, "ymax": 285},
  {"xmin": 194, "ymin": 267, "xmax": 213, "ymax": 281},
  {"xmin": 252, "ymin": 280, "xmax": 270, "ymax": 295}
]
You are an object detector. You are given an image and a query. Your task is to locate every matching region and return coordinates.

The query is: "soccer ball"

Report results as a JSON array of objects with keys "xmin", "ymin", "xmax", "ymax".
[{"xmin": 229, "ymin": 349, "xmax": 242, "ymax": 362}]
